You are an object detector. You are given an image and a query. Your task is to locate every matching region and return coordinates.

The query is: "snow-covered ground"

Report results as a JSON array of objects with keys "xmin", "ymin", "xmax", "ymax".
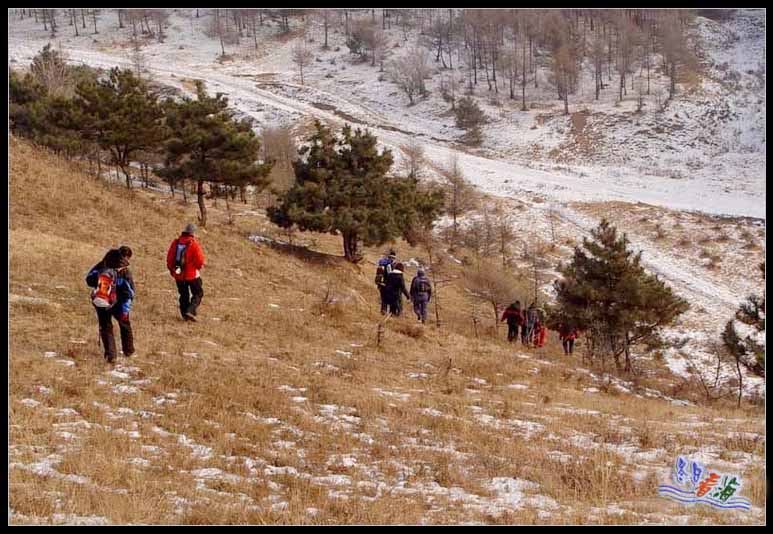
[{"xmin": 7, "ymin": 9, "xmax": 765, "ymax": 393}]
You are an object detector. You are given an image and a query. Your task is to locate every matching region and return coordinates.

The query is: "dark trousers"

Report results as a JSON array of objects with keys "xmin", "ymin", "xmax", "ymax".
[
  {"xmin": 385, "ymin": 296, "xmax": 402, "ymax": 316},
  {"xmin": 562, "ymin": 338, "xmax": 575, "ymax": 355},
  {"xmin": 413, "ymin": 297, "xmax": 429, "ymax": 323},
  {"xmin": 507, "ymin": 323, "xmax": 521, "ymax": 342},
  {"xmin": 521, "ymin": 325, "xmax": 531, "ymax": 345},
  {"xmin": 95, "ymin": 305, "xmax": 134, "ymax": 361},
  {"xmin": 176, "ymin": 278, "xmax": 204, "ymax": 318},
  {"xmin": 379, "ymin": 286, "xmax": 388, "ymax": 314}
]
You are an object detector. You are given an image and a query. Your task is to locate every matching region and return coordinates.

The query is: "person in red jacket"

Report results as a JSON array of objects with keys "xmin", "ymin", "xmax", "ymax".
[
  {"xmin": 167, "ymin": 223, "xmax": 205, "ymax": 321},
  {"xmin": 500, "ymin": 301, "xmax": 524, "ymax": 343}
]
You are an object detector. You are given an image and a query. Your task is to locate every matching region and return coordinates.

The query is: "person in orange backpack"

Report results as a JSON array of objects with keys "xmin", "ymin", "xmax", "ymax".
[
  {"xmin": 167, "ymin": 223, "xmax": 205, "ymax": 322},
  {"xmin": 86, "ymin": 246, "xmax": 135, "ymax": 362}
]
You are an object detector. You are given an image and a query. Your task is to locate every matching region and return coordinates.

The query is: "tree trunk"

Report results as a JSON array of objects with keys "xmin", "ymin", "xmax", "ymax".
[
  {"xmin": 118, "ymin": 9, "xmax": 124, "ymax": 28},
  {"xmin": 342, "ymin": 231, "xmax": 360, "ymax": 262},
  {"xmin": 92, "ymin": 9, "xmax": 98, "ymax": 34},
  {"xmin": 197, "ymin": 179, "xmax": 207, "ymax": 227},
  {"xmin": 624, "ymin": 331, "xmax": 632, "ymax": 373},
  {"xmin": 122, "ymin": 165, "xmax": 132, "ymax": 189}
]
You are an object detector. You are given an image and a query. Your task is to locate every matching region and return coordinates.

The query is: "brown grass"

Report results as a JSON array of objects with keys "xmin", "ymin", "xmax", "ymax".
[{"xmin": 8, "ymin": 138, "xmax": 765, "ymax": 525}]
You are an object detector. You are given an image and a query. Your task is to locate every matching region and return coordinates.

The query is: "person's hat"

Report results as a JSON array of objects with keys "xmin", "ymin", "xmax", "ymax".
[{"xmin": 183, "ymin": 223, "xmax": 197, "ymax": 235}]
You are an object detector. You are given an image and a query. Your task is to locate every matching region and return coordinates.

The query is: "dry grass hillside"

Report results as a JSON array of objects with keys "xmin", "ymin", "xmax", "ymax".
[{"xmin": 8, "ymin": 138, "xmax": 765, "ymax": 525}]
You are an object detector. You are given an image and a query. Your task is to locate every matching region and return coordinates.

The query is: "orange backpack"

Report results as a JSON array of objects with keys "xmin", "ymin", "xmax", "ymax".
[{"xmin": 92, "ymin": 268, "xmax": 118, "ymax": 308}]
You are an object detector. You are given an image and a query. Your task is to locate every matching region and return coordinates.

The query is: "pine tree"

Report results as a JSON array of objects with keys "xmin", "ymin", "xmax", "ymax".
[
  {"xmin": 722, "ymin": 261, "xmax": 765, "ymax": 378},
  {"xmin": 10, "ymin": 69, "xmax": 90, "ymax": 158},
  {"xmin": 159, "ymin": 81, "xmax": 273, "ymax": 227},
  {"xmin": 268, "ymin": 121, "xmax": 444, "ymax": 262},
  {"xmin": 74, "ymin": 68, "xmax": 168, "ymax": 188},
  {"xmin": 552, "ymin": 219, "xmax": 689, "ymax": 372}
]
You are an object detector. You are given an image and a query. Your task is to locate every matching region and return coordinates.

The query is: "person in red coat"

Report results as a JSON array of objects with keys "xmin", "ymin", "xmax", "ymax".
[
  {"xmin": 167, "ymin": 223, "xmax": 206, "ymax": 321},
  {"xmin": 500, "ymin": 301, "xmax": 524, "ymax": 343}
]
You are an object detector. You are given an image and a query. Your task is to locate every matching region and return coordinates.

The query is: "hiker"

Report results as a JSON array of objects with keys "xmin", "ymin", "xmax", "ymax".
[
  {"xmin": 500, "ymin": 301, "xmax": 524, "ymax": 342},
  {"xmin": 534, "ymin": 305, "xmax": 547, "ymax": 348},
  {"xmin": 375, "ymin": 249, "xmax": 397, "ymax": 314},
  {"xmin": 166, "ymin": 223, "xmax": 205, "ymax": 322},
  {"xmin": 409, "ymin": 269, "xmax": 432, "ymax": 323},
  {"xmin": 558, "ymin": 324, "xmax": 579, "ymax": 355},
  {"xmin": 383, "ymin": 261, "xmax": 410, "ymax": 316},
  {"xmin": 534, "ymin": 320, "xmax": 547, "ymax": 348},
  {"xmin": 86, "ymin": 245, "xmax": 135, "ymax": 363},
  {"xmin": 524, "ymin": 302, "xmax": 540, "ymax": 347}
]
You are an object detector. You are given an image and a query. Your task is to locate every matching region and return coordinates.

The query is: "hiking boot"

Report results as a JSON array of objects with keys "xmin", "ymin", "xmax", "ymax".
[
  {"xmin": 105, "ymin": 354, "xmax": 116, "ymax": 364},
  {"xmin": 184, "ymin": 312, "xmax": 198, "ymax": 322}
]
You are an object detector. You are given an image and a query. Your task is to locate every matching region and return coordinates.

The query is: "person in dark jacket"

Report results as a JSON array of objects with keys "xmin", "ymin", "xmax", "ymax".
[
  {"xmin": 524, "ymin": 302, "xmax": 539, "ymax": 346},
  {"xmin": 500, "ymin": 301, "xmax": 524, "ymax": 342},
  {"xmin": 375, "ymin": 249, "xmax": 398, "ymax": 314},
  {"xmin": 409, "ymin": 269, "xmax": 432, "ymax": 323},
  {"xmin": 558, "ymin": 323, "xmax": 579, "ymax": 355},
  {"xmin": 166, "ymin": 223, "xmax": 206, "ymax": 321},
  {"xmin": 383, "ymin": 262, "xmax": 410, "ymax": 316},
  {"xmin": 86, "ymin": 246, "xmax": 135, "ymax": 363}
]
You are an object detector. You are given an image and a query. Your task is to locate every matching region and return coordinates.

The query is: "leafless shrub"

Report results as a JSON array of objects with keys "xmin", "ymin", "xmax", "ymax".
[{"xmin": 386, "ymin": 46, "xmax": 430, "ymax": 106}]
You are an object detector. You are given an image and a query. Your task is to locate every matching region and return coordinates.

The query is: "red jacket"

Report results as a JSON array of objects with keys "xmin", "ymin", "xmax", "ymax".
[
  {"xmin": 167, "ymin": 234, "xmax": 205, "ymax": 281},
  {"xmin": 500, "ymin": 306, "xmax": 524, "ymax": 325}
]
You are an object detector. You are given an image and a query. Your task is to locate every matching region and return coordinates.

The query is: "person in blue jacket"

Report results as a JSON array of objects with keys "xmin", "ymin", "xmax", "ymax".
[{"xmin": 86, "ymin": 246, "xmax": 135, "ymax": 363}]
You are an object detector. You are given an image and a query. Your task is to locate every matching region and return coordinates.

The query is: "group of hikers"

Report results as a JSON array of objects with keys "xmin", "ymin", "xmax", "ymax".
[
  {"xmin": 500, "ymin": 301, "xmax": 579, "ymax": 354},
  {"xmin": 87, "ymin": 233, "xmax": 577, "ymax": 363},
  {"xmin": 86, "ymin": 223, "xmax": 205, "ymax": 363},
  {"xmin": 375, "ymin": 249, "xmax": 580, "ymax": 354},
  {"xmin": 375, "ymin": 249, "xmax": 433, "ymax": 324}
]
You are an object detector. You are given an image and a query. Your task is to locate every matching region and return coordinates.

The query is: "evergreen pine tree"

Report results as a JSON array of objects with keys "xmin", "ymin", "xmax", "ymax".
[
  {"xmin": 722, "ymin": 260, "xmax": 765, "ymax": 378},
  {"xmin": 552, "ymin": 219, "xmax": 689, "ymax": 372},
  {"xmin": 74, "ymin": 68, "xmax": 168, "ymax": 188},
  {"xmin": 268, "ymin": 121, "xmax": 444, "ymax": 262},
  {"xmin": 159, "ymin": 80, "xmax": 272, "ymax": 227}
]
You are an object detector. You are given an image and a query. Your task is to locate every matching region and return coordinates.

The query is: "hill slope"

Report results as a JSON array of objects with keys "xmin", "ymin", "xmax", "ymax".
[{"xmin": 8, "ymin": 139, "xmax": 765, "ymax": 525}]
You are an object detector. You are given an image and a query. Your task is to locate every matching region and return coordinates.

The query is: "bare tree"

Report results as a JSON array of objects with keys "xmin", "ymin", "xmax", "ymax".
[
  {"xmin": 551, "ymin": 44, "xmax": 579, "ymax": 115},
  {"xmin": 437, "ymin": 153, "xmax": 478, "ymax": 249},
  {"xmin": 492, "ymin": 201, "xmax": 516, "ymax": 268},
  {"xmin": 658, "ymin": 11, "xmax": 695, "ymax": 99},
  {"xmin": 147, "ymin": 9, "xmax": 170, "ymax": 43},
  {"xmin": 464, "ymin": 261, "xmax": 520, "ymax": 337},
  {"xmin": 370, "ymin": 27, "xmax": 390, "ymax": 70},
  {"xmin": 590, "ymin": 29, "xmax": 606, "ymax": 100},
  {"xmin": 318, "ymin": 9, "xmax": 331, "ymax": 49},
  {"xmin": 398, "ymin": 143, "xmax": 427, "ymax": 180},
  {"xmin": 387, "ymin": 46, "xmax": 431, "ymax": 105},
  {"xmin": 90, "ymin": 8, "xmax": 100, "ymax": 35},
  {"xmin": 130, "ymin": 36, "xmax": 146, "ymax": 80},
  {"xmin": 291, "ymin": 39, "xmax": 314, "ymax": 85},
  {"xmin": 207, "ymin": 8, "xmax": 238, "ymax": 57},
  {"xmin": 260, "ymin": 125, "xmax": 297, "ymax": 204},
  {"xmin": 30, "ymin": 44, "xmax": 72, "ymax": 98}
]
